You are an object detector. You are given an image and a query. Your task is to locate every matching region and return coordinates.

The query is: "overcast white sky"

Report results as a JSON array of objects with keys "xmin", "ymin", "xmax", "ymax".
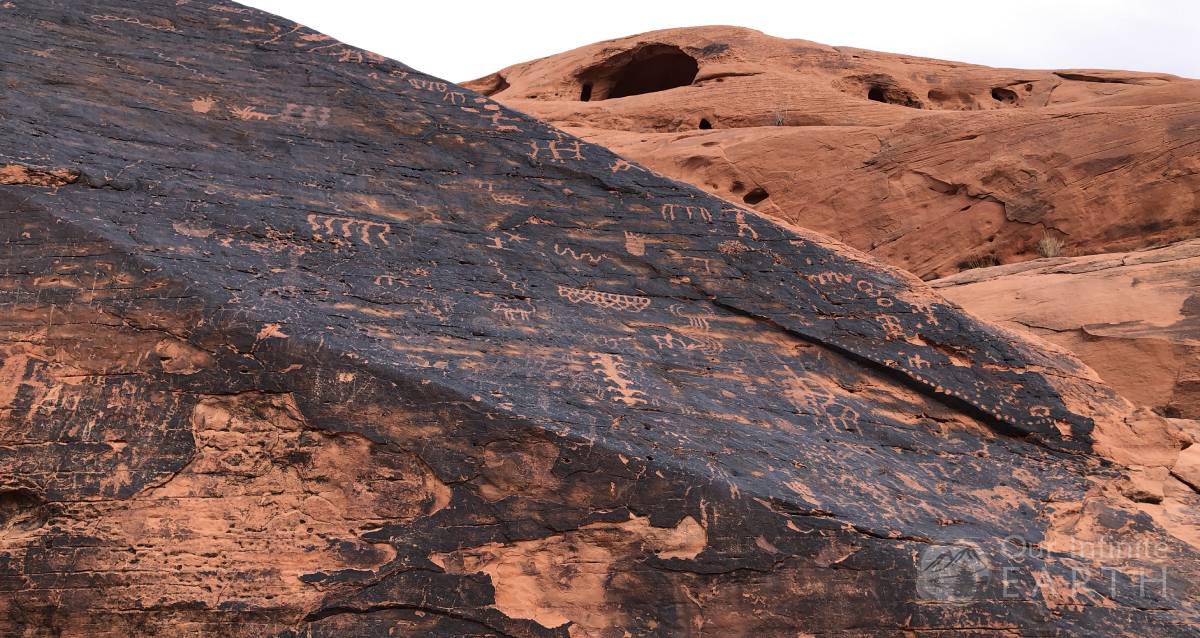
[{"xmin": 241, "ymin": 1, "xmax": 1199, "ymax": 82}]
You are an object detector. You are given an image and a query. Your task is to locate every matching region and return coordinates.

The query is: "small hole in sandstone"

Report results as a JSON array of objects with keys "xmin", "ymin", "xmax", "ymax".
[
  {"xmin": 580, "ymin": 82, "xmax": 593, "ymax": 102},
  {"xmin": 699, "ymin": 118, "xmax": 712, "ymax": 129},
  {"xmin": 743, "ymin": 187, "xmax": 769, "ymax": 205},
  {"xmin": 867, "ymin": 85, "xmax": 887, "ymax": 102}
]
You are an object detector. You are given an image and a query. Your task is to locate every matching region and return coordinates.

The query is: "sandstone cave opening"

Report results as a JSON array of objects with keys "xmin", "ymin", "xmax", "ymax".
[
  {"xmin": 576, "ymin": 44, "xmax": 699, "ymax": 101},
  {"xmin": 743, "ymin": 187, "xmax": 769, "ymax": 205},
  {"xmin": 991, "ymin": 87, "xmax": 1018, "ymax": 103},
  {"xmin": 867, "ymin": 85, "xmax": 887, "ymax": 102},
  {"xmin": 699, "ymin": 118, "xmax": 712, "ymax": 129}
]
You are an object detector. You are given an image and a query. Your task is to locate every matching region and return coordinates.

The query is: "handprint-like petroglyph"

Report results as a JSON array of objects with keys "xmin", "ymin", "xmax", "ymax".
[
  {"xmin": 591, "ymin": 353, "xmax": 646, "ymax": 407},
  {"xmin": 557, "ymin": 286, "xmax": 650, "ymax": 313},
  {"xmin": 307, "ymin": 213, "xmax": 391, "ymax": 247},
  {"xmin": 623, "ymin": 231, "xmax": 647, "ymax": 257}
]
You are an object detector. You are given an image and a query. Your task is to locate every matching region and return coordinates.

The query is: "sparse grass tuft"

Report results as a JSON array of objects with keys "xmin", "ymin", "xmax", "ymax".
[
  {"xmin": 959, "ymin": 255, "xmax": 1000, "ymax": 271},
  {"xmin": 1037, "ymin": 233, "xmax": 1065, "ymax": 258}
]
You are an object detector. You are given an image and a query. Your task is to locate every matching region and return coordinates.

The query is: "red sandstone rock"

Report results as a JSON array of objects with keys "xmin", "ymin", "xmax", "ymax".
[
  {"xmin": 933, "ymin": 239, "xmax": 1200, "ymax": 421},
  {"xmin": 469, "ymin": 26, "xmax": 1200, "ymax": 280},
  {"xmin": 2, "ymin": 4, "xmax": 1199, "ymax": 636}
]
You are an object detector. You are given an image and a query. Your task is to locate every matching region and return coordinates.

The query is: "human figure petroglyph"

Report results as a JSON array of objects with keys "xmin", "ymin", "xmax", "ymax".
[
  {"xmin": 529, "ymin": 139, "xmax": 584, "ymax": 162},
  {"xmin": 557, "ymin": 285, "xmax": 650, "ymax": 313},
  {"xmin": 735, "ymin": 210, "xmax": 759, "ymax": 240},
  {"xmin": 908, "ymin": 354, "xmax": 932, "ymax": 370},
  {"xmin": 554, "ymin": 244, "xmax": 606, "ymax": 266},
  {"xmin": 660, "ymin": 203, "xmax": 712, "ymax": 223},
  {"xmin": 306, "ymin": 213, "xmax": 391, "ymax": 247},
  {"xmin": 591, "ymin": 353, "xmax": 646, "ymax": 407}
]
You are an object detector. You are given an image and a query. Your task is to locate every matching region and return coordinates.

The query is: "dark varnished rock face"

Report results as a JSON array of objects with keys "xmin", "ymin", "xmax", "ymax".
[{"xmin": 0, "ymin": 1, "xmax": 1196, "ymax": 636}]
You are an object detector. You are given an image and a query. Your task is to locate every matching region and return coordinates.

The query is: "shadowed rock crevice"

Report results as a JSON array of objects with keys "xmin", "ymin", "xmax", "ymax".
[{"xmin": 577, "ymin": 44, "xmax": 698, "ymax": 101}]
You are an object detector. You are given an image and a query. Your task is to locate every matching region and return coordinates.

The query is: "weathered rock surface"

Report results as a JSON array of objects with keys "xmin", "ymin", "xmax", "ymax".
[
  {"xmin": 934, "ymin": 239, "xmax": 1200, "ymax": 421},
  {"xmin": 1, "ymin": 2, "xmax": 1198, "ymax": 636},
  {"xmin": 469, "ymin": 26, "xmax": 1200, "ymax": 280}
]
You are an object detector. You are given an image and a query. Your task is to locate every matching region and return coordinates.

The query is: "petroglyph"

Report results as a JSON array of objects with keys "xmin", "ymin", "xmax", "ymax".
[
  {"xmin": 190, "ymin": 96, "xmax": 217, "ymax": 113},
  {"xmin": 408, "ymin": 78, "xmax": 449, "ymax": 93},
  {"xmin": 280, "ymin": 103, "xmax": 331, "ymax": 128},
  {"xmin": 667, "ymin": 250, "xmax": 713, "ymax": 274},
  {"xmin": 734, "ymin": 209, "xmax": 759, "ymax": 240},
  {"xmin": 807, "ymin": 271, "xmax": 854, "ymax": 286},
  {"xmin": 908, "ymin": 354, "xmax": 932, "ymax": 370},
  {"xmin": 554, "ymin": 244, "xmax": 606, "ymax": 266},
  {"xmin": 306, "ymin": 213, "xmax": 391, "ymax": 247},
  {"xmin": 876, "ymin": 314, "xmax": 907, "ymax": 340},
  {"xmin": 442, "ymin": 91, "xmax": 468, "ymax": 105},
  {"xmin": 230, "ymin": 105, "xmax": 275, "ymax": 121},
  {"xmin": 855, "ymin": 279, "xmax": 894, "ymax": 308},
  {"xmin": 669, "ymin": 304, "xmax": 714, "ymax": 331},
  {"xmin": 623, "ymin": 231, "xmax": 646, "ymax": 256},
  {"xmin": 782, "ymin": 367, "xmax": 861, "ymax": 432},
  {"xmin": 610, "ymin": 158, "xmax": 640, "ymax": 173},
  {"xmin": 651, "ymin": 332, "xmax": 724, "ymax": 356},
  {"xmin": 590, "ymin": 353, "xmax": 646, "ymax": 406},
  {"xmin": 492, "ymin": 303, "xmax": 532, "ymax": 323},
  {"xmin": 90, "ymin": 14, "xmax": 180, "ymax": 33},
  {"xmin": 529, "ymin": 139, "xmax": 584, "ymax": 162},
  {"xmin": 557, "ymin": 286, "xmax": 651, "ymax": 313},
  {"xmin": 661, "ymin": 203, "xmax": 712, "ymax": 222}
]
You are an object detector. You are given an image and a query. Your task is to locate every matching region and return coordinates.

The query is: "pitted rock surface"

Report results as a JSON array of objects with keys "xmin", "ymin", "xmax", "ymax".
[{"xmin": 0, "ymin": 2, "xmax": 1197, "ymax": 636}]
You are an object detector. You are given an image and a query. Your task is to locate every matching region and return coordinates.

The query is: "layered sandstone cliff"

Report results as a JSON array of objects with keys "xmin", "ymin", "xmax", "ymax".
[{"xmin": 1, "ymin": 3, "xmax": 1198, "ymax": 636}]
